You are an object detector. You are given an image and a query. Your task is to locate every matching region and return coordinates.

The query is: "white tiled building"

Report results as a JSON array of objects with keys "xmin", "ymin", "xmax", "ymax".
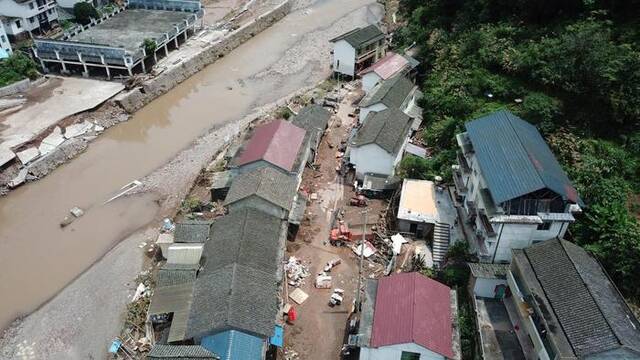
[
  {"xmin": 0, "ymin": 21, "xmax": 12, "ymax": 57},
  {"xmin": 453, "ymin": 110, "xmax": 582, "ymax": 263},
  {"xmin": 0, "ymin": 0, "xmax": 59, "ymax": 41}
]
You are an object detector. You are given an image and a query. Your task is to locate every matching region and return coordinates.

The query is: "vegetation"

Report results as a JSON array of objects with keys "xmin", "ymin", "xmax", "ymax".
[
  {"xmin": 0, "ymin": 53, "xmax": 39, "ymax": 87},
  {"xmin": 73, "ymin": 2, "xmax": 99, "ymax": 25},
  {"xmin": 143, "ymin": 38, "xmax": 157, "ymax": 55},
  {"xmin": 395, "ymin": 0, "xmax": 640, "ymax": 302},
  {"xmin": 276, "ymin": 106, "xmax": 293, "ymax": 120}
]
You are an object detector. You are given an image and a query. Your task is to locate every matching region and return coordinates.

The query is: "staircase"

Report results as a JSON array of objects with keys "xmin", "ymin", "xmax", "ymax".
[{"xmin": 432, "ymin": 222, "xmax": 450, "ymax": 268}]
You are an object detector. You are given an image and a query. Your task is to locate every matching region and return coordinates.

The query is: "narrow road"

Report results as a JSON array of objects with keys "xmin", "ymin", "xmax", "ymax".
[{"xmin": 0, "ymin": 0, "xmax": 382, "ymax": 358}]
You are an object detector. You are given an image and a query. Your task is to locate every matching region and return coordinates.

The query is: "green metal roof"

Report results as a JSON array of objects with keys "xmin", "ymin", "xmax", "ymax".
[
  {"xmin": 330, "ymin": 24, "xmax": 384, "ymax": 49},
  {"xmin": 359, "ymin": 73, "xmax": 415, "ymax": 108},
  {"xmin": 465, "ymin": 110, "xmax": 581, "ymax": 205}
]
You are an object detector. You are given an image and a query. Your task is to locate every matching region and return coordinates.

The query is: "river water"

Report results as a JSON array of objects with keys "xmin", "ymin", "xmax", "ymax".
[{"xmin": 0, "ymin": 0, "xmax": 381, "ymax": 331}]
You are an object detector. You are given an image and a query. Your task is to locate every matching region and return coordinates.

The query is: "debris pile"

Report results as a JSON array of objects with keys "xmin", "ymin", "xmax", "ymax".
[
  {"xmin": 284, "ymin": 347, "xmax": 300, "ymax": 360},
  {"xmin": 285, "ymin": 256, "xmax": 310, "ymax": 287}
]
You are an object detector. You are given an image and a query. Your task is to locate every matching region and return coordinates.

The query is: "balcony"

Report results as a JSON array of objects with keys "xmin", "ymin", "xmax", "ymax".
[
  {"xmin": 453, "ymin": 168, "xmax": 467, "ymax": 194},
  {"xmin": 457, "ymin": 151, "xmax": 470, "ymax": 173},
  {"xmin": 37, "ymin": 1, "xmax": 55, "ymax": 12},
  {"xmin": 356, "ymin": 47, "xmax": 378, "ymax": 63},
  {"xmin": 479, "ymin": 212, "xmax": 496, "ymax": 237}
]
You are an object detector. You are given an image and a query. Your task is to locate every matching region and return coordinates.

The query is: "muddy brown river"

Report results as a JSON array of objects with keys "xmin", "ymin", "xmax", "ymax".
[{"xmin": 0, "ymin": 0, "xmax": 381, "ymax": 332}]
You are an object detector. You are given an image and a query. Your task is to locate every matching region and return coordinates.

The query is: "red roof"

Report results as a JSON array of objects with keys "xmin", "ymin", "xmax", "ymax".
[
  {"xmin": 358, "ymin": 52, "xmax": 409, "ymax": 80},
  {"xmin": 236, "ymin": 120, "xmax": 306, "ymax": 172},
  {"xmin": 370, "ymin": 272, "xmax": 454, "ymax": 358}
]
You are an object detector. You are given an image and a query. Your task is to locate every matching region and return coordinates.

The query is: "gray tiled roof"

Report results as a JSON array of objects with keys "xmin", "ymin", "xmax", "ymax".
[
  {"xmin": 174, "ymin": 220, "xmax": 212, "ymax": 243},
  {"xmin": 330, "ymin": 24, "xmax": 384, "ymax": 49},
  {"xmin": 147, "ymin": 345, "xmax": 219, "ymax": 359},
  {"xmin": 291, "ymin": 105, "xmax": 331, "ymax": 152},
  {"xmin": 202, "ymin": 208, "xmax": 284, "ymax": 276},
  {"xmin": 465, "ymin": 110, "xmax": 581, "ymax": 205},
  {"xmin": 352, "ymin": 108, "xmax": 412, "ymax": 155},
  {"xmin": 157, "ymin": 264, "xmax": 199, "ymax": 287},
  {"xmin": 360, "ymin": 73, "xmax": 414, "ymax": 108},
  {"xmin": 186, "ymin": 263, "xmax": 280, "ymax": 340},
  {"xmin": 224, "ymin": 167, "xmax": 297, "ymax": 210},
  {"xmin": 523, "ymin": 239, "xmax": 640, "ymax": 357}
]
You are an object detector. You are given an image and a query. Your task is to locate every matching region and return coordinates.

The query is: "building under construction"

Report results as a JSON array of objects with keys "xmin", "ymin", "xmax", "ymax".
[{"xmin": 33, "ymin": 0, "xmax": 202, "ymax": 79}]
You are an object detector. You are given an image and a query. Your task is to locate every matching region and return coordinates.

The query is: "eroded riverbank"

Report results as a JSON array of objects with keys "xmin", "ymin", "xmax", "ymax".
[{"xmin": 0, "ymin": 0, "xmax": 383, "ymax": 358}]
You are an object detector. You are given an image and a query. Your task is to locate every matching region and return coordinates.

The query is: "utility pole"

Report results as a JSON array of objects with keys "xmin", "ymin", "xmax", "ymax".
[{"xmin": 355, "ymin": 209, "xmax": 367, "ymax": 312}]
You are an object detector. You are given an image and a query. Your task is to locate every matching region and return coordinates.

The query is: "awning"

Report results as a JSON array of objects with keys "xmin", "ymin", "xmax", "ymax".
[
  {"xmin": 405, "ymin": 143, "xmax": 426, "ymax": 158},
  {"xmin": 269, "ymin": 325, "xmax": 284, "ymax": 347}
]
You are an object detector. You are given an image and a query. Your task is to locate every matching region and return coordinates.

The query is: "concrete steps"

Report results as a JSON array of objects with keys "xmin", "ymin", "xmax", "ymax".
[{"xmin": 433, "ymin": 222, "xmax": 450, "ymax": 267}]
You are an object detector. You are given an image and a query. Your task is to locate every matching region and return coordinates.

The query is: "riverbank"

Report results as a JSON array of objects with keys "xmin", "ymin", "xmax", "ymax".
[
  {"xmin": 0, "ymin": 0, "xmax": 383, "ymax": 358},
  {"xmin": 0, "ymin": 0, "xmax": 291, "ymax": 194}
]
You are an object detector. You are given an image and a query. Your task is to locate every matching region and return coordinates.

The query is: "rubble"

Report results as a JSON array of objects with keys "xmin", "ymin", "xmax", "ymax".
[
  {"xmin": 285, "ymin": 256, "xmax": 310, "ymax": 287},
  {"xmin": 16, "ymin": 147, "xmax": 40, "ymax": 165},
  {"xmin": 315, "ymin": 274, "xmax": 332, "ymax": 289}
]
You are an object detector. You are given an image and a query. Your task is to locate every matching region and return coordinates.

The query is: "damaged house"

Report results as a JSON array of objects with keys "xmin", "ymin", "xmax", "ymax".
[
  {"xmin": 452, "ymin": 110, "xmax": 582, "ymax": 263},
  {"xmin": 290, "ymin": 104, "xmax": 331, "ymax": 163}
]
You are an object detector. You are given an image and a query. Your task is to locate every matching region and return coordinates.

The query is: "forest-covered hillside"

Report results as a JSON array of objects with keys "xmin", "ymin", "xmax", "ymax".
[{"xmin": 394, "ymin": 0, "xmax": 640, "ymax": 301}]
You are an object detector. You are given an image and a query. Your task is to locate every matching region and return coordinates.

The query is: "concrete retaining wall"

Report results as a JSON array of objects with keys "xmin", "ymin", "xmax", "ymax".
[
  {"xmin": 116, "ymin": 0, "xmax": 293, "ymax": 113},
  {"xmin": 0, "ymin": 79, "xmax": 30, "ymax": 98}
]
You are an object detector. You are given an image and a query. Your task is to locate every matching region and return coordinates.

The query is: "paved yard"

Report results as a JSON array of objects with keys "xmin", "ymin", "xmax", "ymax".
[{"xmin": 475, "ymin": 297, "xmax": 526, "ymax": 360}]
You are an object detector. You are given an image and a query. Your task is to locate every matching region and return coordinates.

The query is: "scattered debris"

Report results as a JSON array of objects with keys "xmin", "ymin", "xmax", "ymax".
[
  {"xmin": 352, "ymin": 240, "xmax": 377, "ymax": 258},
  {"xmin": 391, "ymin": 233, "xmax": 407, "ymax": 255},
  {"xmin": 105, "ymin": 180, "xmax": 143, "ymax": 203},
  {"xmin": 70, "ymin": 206, "xmax": 85, "ymax": 218},
  {"xmin": 16, "ymin": 147, "xmax": 40, "ymax": 165},
  {"xmin": 64, "ymin": 121, "xmax": 94, "ymax": 139},
  {"xmin": 8, "ymin": 168, "xmax": 28, "ymax": 188},
  {"xmin": 161, "ymin": 218, "xmax": 175, "ymax": 233},
  {"xmin": 289, "ymin": 288, "xmax": 309, "ymax": 305},
  {"xmin": 131, "ymin": 283, "xmax": 148, "ymax": 303},
  {"xmin": 315, "ymin": 274, "xmax": 333, "ymax": 289},
  {"xmin": 323, "ymin": 258, "xmax": 341, "ymax": 272},
  {"xmin": 285, "ymin": 256, "xmax": 310, "ymax": 287}
]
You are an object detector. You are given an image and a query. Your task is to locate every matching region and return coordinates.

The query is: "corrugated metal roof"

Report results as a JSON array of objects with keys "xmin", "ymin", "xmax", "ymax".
[
  {"xmin": 167, "ymin": 244, "xmax": 204, "ymax": 265},
  {"xmin": 202, "ymin": 330, "xmax": 265, "ymax": 360},
  {"xmin": 352, "ymin": 108, "xmax": 412, "ymax": 155},
  {"xmin": 465, "ymin": 110, "xmax": 581, "ymax": 205},
  {"xmin": 369, "ymin": 272, "xmax": 454, "ymax": 358},
  {"xmin": 235, "ymin": 120, "xmax": 306, "ymax": 172},
  {"xmin": 358, "ymin": 51, "xmax": 409, "ymax": 79},
  {"xmin": 329, "ymin": 24, "xmax": 384, "ymax": 49}
]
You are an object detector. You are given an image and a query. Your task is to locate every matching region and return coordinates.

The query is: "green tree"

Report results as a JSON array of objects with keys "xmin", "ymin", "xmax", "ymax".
[
  {"xmin": 74, "ymin": 2, "xmax": 99, "ymax": 25},
  {"xmin": 0, "ymin": 53, "xmax": 39, "ymax": 86}
]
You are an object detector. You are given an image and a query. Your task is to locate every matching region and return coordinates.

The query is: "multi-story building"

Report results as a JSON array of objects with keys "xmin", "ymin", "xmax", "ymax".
[
  {"xmin": 508, "ymin": 239, "xmax": 640, "ymax": 359},
  {"xmin": 0, "ymin": 0, "xmax": 58, "ymax": 41},
  {"xmin": 0, "ymin": 21, "xmax": 13, "ymax": 57},
  {"xmin": 330, "ymin": 24, "xmax": 386, "ymax": 78},
  {"xmin": 452, "ymin": 110, "xmax": 582, "ymax": 263}
]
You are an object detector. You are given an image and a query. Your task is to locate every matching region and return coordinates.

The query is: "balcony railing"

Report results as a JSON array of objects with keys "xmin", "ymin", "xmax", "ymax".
[{"xmin": 37, "ymin": 1, "xmax": 55, "ymax": 11}]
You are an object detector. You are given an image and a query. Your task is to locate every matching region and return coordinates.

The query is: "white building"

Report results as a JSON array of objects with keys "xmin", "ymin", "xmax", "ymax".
[
  {"xmin": 358, "ymin": 73, "xmax": 422, "ymax": 131},
  {"xmin": 359, "ymin": 51, "xmax": 419, "ymax": 93},
  {"xmin": 348, "ymin": 108, "xmax": 413, "ymax": 181},
  {"xmin": 0, "ymin": 0, "xmax": 58, "ymax": 41},
  {"xmin": 357, "ymin": 272, "xmax": 460, "ymax": 360},
  {"xmin": 329, "ymin": 24, "xmax": 385, "ymax": 78},
  {"xmin": 452, "ymin": 110, "xmax": 582, "ymax": 263},
  {"xmin": 0, "ymin": 21, "xmax": 12, "ymax": 58},
  {"xmin": 56, "ymin": 0, "xmax": 92, "ymax": 9}
]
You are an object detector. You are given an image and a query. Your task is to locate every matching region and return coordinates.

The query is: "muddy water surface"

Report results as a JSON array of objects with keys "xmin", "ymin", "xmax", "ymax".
[{"xmin": 0, "ymin": 0, "xmax": 380, "ymax": 330}]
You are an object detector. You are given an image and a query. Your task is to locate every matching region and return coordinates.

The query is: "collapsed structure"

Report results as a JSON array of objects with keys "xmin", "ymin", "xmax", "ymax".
[{"xmin": 33, "ymin": 0, "xmax": 203, "ymax": 78}]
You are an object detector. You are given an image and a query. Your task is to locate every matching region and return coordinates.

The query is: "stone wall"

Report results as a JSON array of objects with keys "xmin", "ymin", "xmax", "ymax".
[{"xmin": 116, "ymin": 0, "xmax": 293, "ymax": 113}]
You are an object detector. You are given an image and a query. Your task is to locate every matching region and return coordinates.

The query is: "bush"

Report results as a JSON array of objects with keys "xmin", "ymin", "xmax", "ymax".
[
  {"xmin": 143, "ymin": 38, "xmax": 157, "ymax": 55},
  {"xmin": 74, "ymin": 2, "xmax": 99, "ymax": 25},
  {"xmin": 0, "ymin": 53, "xmax": 39, "ymax": 86}
]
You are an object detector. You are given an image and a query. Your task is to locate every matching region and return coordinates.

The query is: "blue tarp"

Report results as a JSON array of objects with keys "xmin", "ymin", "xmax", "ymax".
[
  {"xmin": 202, "ymin": 330, "xmax": 264, "ymax": 360},
  {"xmin": 269, "ymin": 325, "xmax": 284, "ymax": 347},
  {"xmin": 0, "ymin": 49, "xmax": 9, "ymax": 60}
]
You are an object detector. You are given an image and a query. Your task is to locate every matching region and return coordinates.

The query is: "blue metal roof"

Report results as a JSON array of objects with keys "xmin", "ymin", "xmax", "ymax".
[
  {"xmin": 201, "ymin": 330, "xmax": 264, "ymax": 360},
  {"xmin": 465, "ymin": 110, "xmax": 581, "ymax": 205}
]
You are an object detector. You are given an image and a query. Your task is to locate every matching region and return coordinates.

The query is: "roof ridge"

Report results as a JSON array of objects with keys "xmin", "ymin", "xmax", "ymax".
[
  {"xmin": 226, "ymin": 263, "xmax": 239, "ymax": 328},
  {"xmin": 410, "ymin": 273, "xmax": 417, "ymax": 345},
  {"xmin": 503, "ymin": 111, "xmax": 546, "ymax": 193}
]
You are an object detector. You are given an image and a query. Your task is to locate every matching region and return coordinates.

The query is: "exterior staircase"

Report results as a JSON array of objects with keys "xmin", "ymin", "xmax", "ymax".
[{"xmin": 432, "ymin": 222, "xmax": 450, "ymax": 268}]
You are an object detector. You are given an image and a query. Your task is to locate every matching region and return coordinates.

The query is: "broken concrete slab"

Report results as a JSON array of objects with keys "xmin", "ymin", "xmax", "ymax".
[
  {"xmin": 289, "ymin": 288, "xmax": 309, "ymax": 305},
  {"xmin": 16, "ymin": 147, "xmax": 40, "ymax": 165},
  {"xmin": 38, "ymin": 142, "xmax": 57, "ymax": 156},
  {"xmin": 64, "ymin": 121, "xmax": 94, "ymax": 139},
  {"xmin": 0, "ymin": 147, "xmax": 16, "ymax": 167},
  {"xmin": 41, "ymin": 126, "xmax": 65, "ymax": 147},
  {"xmin": 8, "ymin": 168, "xmax": 28, "ymax": 188}
]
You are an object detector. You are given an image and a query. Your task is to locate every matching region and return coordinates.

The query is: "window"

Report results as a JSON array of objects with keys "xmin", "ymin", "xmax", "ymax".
[
  {"xmin": 537, "ymin": 221, "xmax": 551, "ymax": 231},
  {"xmin": 29, "ymin": 17, "xmax": 35, "ymax": 24},
  {"xmin": 400, "ymin": 352, "xmax": 421, "ymax": 360},
  {"xmin": 15, "ymin": 20, "xmax": 22, "ymax": 29},
  {"xmin": 29, "ymin": 2, "xmax": 35, "ymax": 9},
  {"xmin": 1, "ymin": 35, "xmax": 6, "ymax": 43}
]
